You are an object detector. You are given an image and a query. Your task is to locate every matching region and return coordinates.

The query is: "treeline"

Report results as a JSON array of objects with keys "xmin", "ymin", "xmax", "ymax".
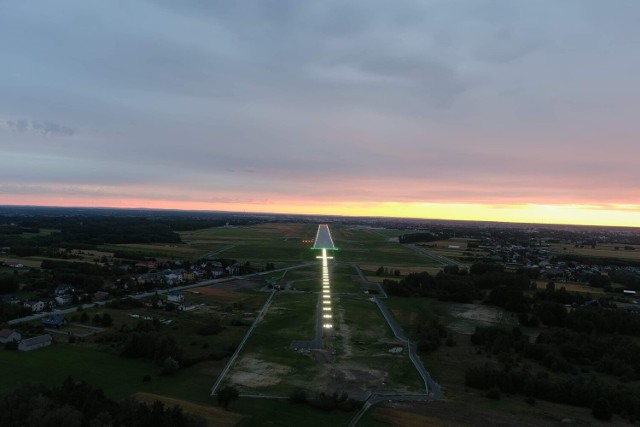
[
  {"xmin": 1, "ymin": 217, "xmax": 185, "ymax": 252},
  {"xmin": 554, "ymin": 254, "xmax": 640, "ymax": 268},
  {"xmin": 40, "ymin": 260, "xmax": 106, "ymax": 292},
  {"xmin": 398, "ymin": 232, "xmax": 452, "ymax": 244},
  {"xmin": 96, "ymin": 319, "xmax": 234, "ymax": 368},
  {"xmin": 382, "ymin": 264, "xmax": 523, "ymax": 303},
  {"xmin": 0, "ymin": 303, "xmax": 31, "ymax": 324},
  {"xmin": 0, "ymin": 378, "xmax": 206, "ymax": 427},
  {"xmin": 383, "ymin": 271, "xmax": 480, "ymax": 303},
  {"xmin": 466, "ymin": 325, "xmax": 640, "ymax": 420}
]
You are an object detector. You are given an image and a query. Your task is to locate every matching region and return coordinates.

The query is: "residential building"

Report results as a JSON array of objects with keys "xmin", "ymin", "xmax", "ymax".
[
  {"xmin": 42, "ymin": 315, "xmax": 66, "ymax": 328},
  {"xmin": 0, "ymin": 329, "xmax": 21, "ymax": 344},
  {"xmin": 24, "ymin": 300, "xmax": 45, "ymax": 313},
  {"xmin": 167, "ymin": 290, "xmax": 184, "ymax": 303},
  {"xmin": 18, "ymin": 335, "xmax": 52, "ymax": 351},
  {"xmin": 55, "ymin": 284, "xmax": 75, "ymax": 296}
]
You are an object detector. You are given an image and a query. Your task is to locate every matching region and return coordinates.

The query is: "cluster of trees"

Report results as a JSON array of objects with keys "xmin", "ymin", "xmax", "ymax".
[
  {"xmin": 465, "ymin": 364, "xmax": 634, "ymax": 421},
  {"xmin": 0, "ymin": 274, "xmax": 19, "ymax": 294},
  {"xmin": 418, "ymin": 317, "xmax": 453, "ymax": 352},
  {"xmin": 383, "ymin": 271, "xmax": 480, "ymax": 302},
  {"xmin": 0, "ymin": 303, "xmax": 31, "ymax": 324},
  {"xmin": 41, "ymin": 260, "xmax": 107, "ymax": 292},
  {"xmin": 375, "ymin": 266, "xmax": 400, "ymax": 276},
  {"xmin": 554, "ymin": 254, "xmax": 640, "ymax": 268},
  {"xmin": 467, "ymin": 325, "xmax": 640, "ymax": 420},
  {"xmin": 398, "ymin": 232, "xmax": 451, "ymax": 244},
  {"xmin": 383, "ymin": 264, "xmax": 526, "ymax": 303},
  {"xmin": 287, "ymin": 388, "xmax": 361, "ymax": 412},
  {"xmin": 0, "ymin": 378, "xmax": 206, "ymax": 427},
  {"xmin": 119, "ymin": 323, "xmax": 183, "ymax": 364}
]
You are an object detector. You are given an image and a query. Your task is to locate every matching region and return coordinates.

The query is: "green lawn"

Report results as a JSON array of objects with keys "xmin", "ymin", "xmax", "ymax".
[{"xmin": 0, "ymin": 344, "xmax": 218, "ymax": 404}]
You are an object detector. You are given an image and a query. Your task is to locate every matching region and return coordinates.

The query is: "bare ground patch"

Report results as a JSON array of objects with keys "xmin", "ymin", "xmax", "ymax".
[
  {"xmin": 229, "ymin": 356, "xmax": 292, "ymax": 388},
  {"xmin": 314, "ymin": 362, "xmax": 387, "ymax": 398}
]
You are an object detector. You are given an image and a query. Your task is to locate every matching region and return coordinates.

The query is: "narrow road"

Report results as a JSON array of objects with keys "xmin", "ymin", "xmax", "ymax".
[
  {"xmin": 408, "ymin": 244, "xmax": 467, "ymax": 268},
  {"xmin": 8, "ymin": 262, "xmax": 314, "ymax": 325},
  {"xmin": 348, "ymin": 263, "xmax": 442, "ymax": 427},
  {"xmin": 210, "ymin": 288, "xmax": 277, "ymax": 396}
]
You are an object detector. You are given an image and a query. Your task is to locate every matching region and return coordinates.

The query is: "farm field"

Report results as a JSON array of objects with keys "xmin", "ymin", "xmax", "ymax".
[{"xmin": 547, "ymin": 242, "xmax": 640, "ymax": 261}]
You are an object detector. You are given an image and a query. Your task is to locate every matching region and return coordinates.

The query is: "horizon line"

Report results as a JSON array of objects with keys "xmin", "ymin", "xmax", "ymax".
[{"xmin": 1, "ymin": 202, "xmax": 639, "ymax": 230}]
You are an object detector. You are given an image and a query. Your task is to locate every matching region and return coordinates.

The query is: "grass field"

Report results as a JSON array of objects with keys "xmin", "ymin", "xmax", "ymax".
[
  {"xmin": 548, "ymin": 242, "xmax": 640, "ymax": 261},
  {"xmin": 0, "ymin": 343, "xmax": 218, "ymax": 403},
  {"xmin": 331, "ymin": 227, "xmax": 442, "ymax": 266},
  {"xmin": 225, "ymin": 289, "xmax": 423, "ymax": 399},
  {"xmin": 534, "ymin": 280, "xmax": 607, "ymax": 296}
]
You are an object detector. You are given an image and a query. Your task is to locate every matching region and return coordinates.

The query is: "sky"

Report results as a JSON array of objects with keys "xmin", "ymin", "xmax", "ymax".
[{"xmin": 1, "ymin": 0, "xmax": 639, "ymax": 227}]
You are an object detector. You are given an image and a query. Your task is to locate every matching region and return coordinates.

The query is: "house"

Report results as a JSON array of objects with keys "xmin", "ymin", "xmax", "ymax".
[
  {"xmin": 24, "ymin": 300, "xmax": 45, "ymax": 313},
  {"xmin": 211, "ymin": 267, "xmax": 225, "ymax": 278},
  {"xmin": 41, "ymin": 298, "xmax": 56, "ymax": 311},
  {"xmin": 18, "ymin": 334, "xmax": 52, "ymax": 351},
  {"xmin": 226, "ymin": 263, "xmax": 240, "ymax": 276},
  {"xmin": 182, "ymin": 271, "xmax": 196, "ymax": 282},
  {"xmin": 164, "ymin": 273, "xmax": 180, "ymax": 286},
  {"xmin": 0, "ymin": 329, "xmax": 21, "ymax": 344},
  {"xmin": 1, "ymin": 294, "xmax": 20, "ymax": 304},
  {"xmin": 55, "ymin": 284, "xmax": 75, "ymax": 296},
  {"xmin": 93, "ymin": 291, "xmax": 109, "ymax": 301},
  {"xmin": 42, "ymin": 315, "xmax": 66, "ymax": 328},
  {"xmin": 178, "ymin": 303, "xmax": 198, "ymax": 311},
  {"xmin": 55, "ymin": 295, "xmax": 73, "ymax": 306},
  {"xmin": 167, "ymin": 290, "xmax": 184, "ymax": 303}
]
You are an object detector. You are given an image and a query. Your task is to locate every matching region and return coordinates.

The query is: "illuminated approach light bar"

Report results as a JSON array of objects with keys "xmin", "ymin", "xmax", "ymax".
[
  {"xmin": 313, "ymin": 224, "xmax": 336, "ymax": 331},
  {"xmin": 312, "ymin": 224, "xmax": 337, "ymax": 250}
]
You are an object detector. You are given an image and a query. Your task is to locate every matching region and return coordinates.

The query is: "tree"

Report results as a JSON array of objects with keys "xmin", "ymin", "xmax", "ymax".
[
  {"xmin": 289, "ymin": 387, "xmax": 307, "ymax": 404},
  {"xmin": 100, "ymin": 313, "xmax": 113, "ymax": 327},
  {"xmin": 592, "ymin": 397, "xmax": 612, "ymax": 420},
  {"xmin": 217, "ymin": 386, "xmax": 239, "ymax": 409},
  {"xmin": 0, "ymin": 275, "xmax": 19, "ymax": 294},
  {"xmin": 160, "ymin": 357, "xmax": 180, "ymax": 375}
]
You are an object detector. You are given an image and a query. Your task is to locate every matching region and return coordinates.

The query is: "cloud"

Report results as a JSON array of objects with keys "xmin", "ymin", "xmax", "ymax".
[{"xmin": 4, "ymin": 119, "xmax": 76, "ymax": 137}]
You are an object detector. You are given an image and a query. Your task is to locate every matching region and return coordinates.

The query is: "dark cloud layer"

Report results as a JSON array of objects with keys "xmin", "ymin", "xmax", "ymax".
[
  {"xmin": 5, "ymin": 119, "xmax": 76, "ymax": 137},
  {"xmin": 0, "ymin": 0, "xmax": 639, "ymax": 212}
]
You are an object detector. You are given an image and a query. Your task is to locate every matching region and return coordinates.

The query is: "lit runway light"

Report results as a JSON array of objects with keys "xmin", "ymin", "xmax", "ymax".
[{"xmin": 313, "ymin": 225, "xmax": 337, "ymax": 332}]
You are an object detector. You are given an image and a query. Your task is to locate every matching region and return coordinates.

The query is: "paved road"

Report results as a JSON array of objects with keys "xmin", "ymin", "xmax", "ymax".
[
  {"xmin": 7, "ymin": 262, "xmax": 315, "ymax": 326},
  {"xmin": 347, "ymin": 263, "xmax": 442, "ymax": 427},
  {"xmin": 408, "ymin": 244, "xmax": 467, "ymax": 268},
  {"xmin": 352, "ymin": 263, "xmax": 387, "ymax": 297},
  {"xmin": 210, "ymin": 288, "xmax": 277, "ymax": 396}
]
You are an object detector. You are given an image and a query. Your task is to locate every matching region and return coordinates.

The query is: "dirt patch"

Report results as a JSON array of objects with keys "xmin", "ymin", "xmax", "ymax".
[
  {"xmin": 335, "ymin": 307, "xmax": 354, "ymax": 357},
  {"xmin": 229, "ymin": 356, "xmax": 291, "ymax": 388},
  {"xmin": 314, "ymin": 363, "xmax": 387, "ymax": 398}
]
